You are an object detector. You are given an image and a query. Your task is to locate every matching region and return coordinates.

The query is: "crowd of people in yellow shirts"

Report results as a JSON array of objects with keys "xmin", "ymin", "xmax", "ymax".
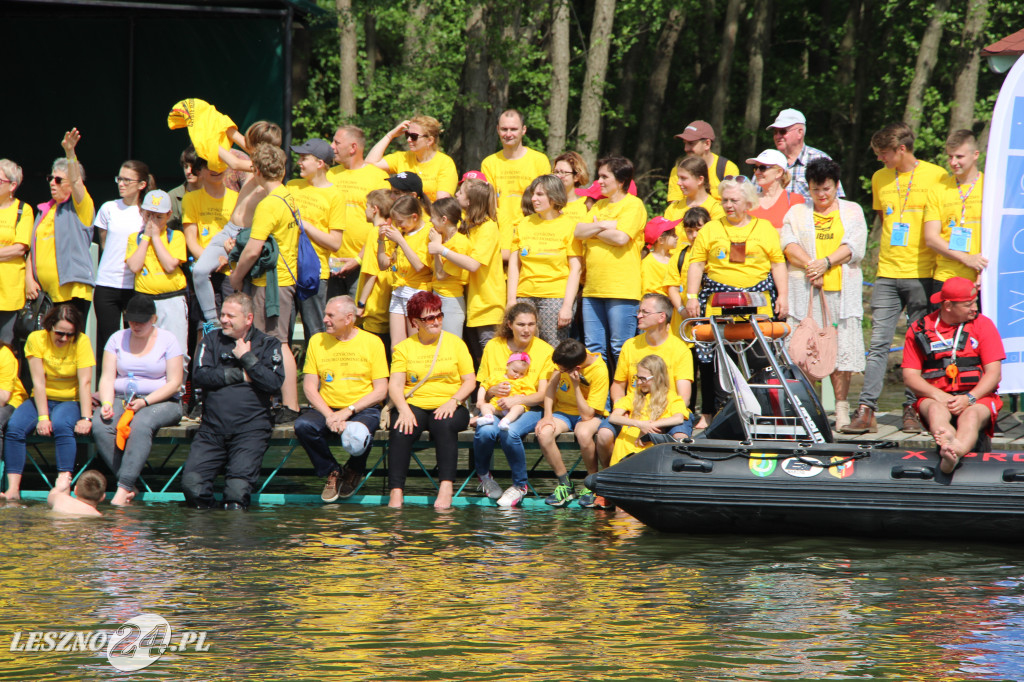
[{"xmin": 0, "ymin": 101, "xmax": 989, "ymax": 510}]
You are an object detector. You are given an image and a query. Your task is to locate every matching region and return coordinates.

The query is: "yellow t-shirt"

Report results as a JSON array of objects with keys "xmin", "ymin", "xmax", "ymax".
[
  {"xmin": 688, "ymin": 217, "xmax": 783, "ymax": 288},
  {"xmin": 432, "ymin": 231, "xmax": 471, "ymax": 298},
  {"xmin": 478, "ymin": 336, "xmax": 555, "ymax": 397},
  {"xmin": 0, "ymin": 200, "xmax": 34, "ymax": 311},
  {"xmin": 562, "ymin": 194, "xmax": 589, "ymax": 221},
  {"xmin": 249, "ymin": 186, "xmax": 299, "ymax": 287},
  {"xmin": 610, "ymin": 391, "xmax": 690, "ymax": 465},
  {"xmin": 924, "ymin": 172, "xmax": 984, "ymax": 282},
  {"xmin": 512, "ymin": 213, "xmax": 583, "ymax": 298},
  {"xmin": 384, "ymin": 150, "xmax": 458, "ymax": 201},
  {"xmin": 664, "ymin": 195, "xmax": 725, "ymax": 224},
  {"xmin": 667, "ymin": 154, "xmax": 739, "ymax": 202},
  {"xmin": 286, "ymin": 179, "xmax": 344, "ymax": 280},
  {"xmin": 640, "ymin": 253, "xmax": 671, "ymax": 297},
  {"xmin": 303, "ymin": 329, "xmax": 388, "ymax": 409},
  {"xmin": 357, "ymin": 255, "xmax": 392, "ymax": 335},
  {"xmin": 182, "ymin": 187, "xmax": 238, "ymax": 249},
  {"xmin": 33, "ymin": 194, "xmax": 95, "ymax": 303},
  {"xmin": 125, "ymin": 231, "xmax": 187, "ymax": 295},
  {"xmin": 581, "ymin": 195, "xmax": 648, "ymax": 299},
  {"xmin": 872, "ymin": 160, "xmax": 948, "ymax": 279},
  {"xmin": 166, "ymin": 98, "xmax": 236, "ymax": 172},
  {"xmin": 812, "ymin": 211, "xmax": 844, "ymax": 291},
  {"xmin": 390, "ymin": 226, "xmax": 432, "ymax": 291},
  {"xmin": 326, "ymin": 163, "xmax": 391, "ymax": 259},
  {"xmin": 24, "ymin": 328, "xmax": 95, "ymax": 401},
  {"xmin": 486, "ymin": 373, "xmax": 536, "ymax": 409},
  {"xmin": 551, "ymin": 352, "xmax": 609, "ymax": 417},
  {"xmin": 391, "ymin": 331, "xmax": 475, "ymax": 410},
  {"xmin": 0, "ymin": 344, "xmax": 27, "ymax": 409},
  {"xmin": 481, "ymin": 147, "xmax": 551, "ymax": 247},
  {"xmin": 465, "ymin": 220, "xmax": 506, "ymax": 327},
  {"xmin": 615, "ymin": 333, "xmax": 694, "ymax": 389}
]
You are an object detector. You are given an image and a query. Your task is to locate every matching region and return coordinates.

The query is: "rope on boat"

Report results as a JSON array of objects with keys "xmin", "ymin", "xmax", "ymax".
[{"xmin": 669, "ymin": 444, "xmax": 872, "ymax": 469}]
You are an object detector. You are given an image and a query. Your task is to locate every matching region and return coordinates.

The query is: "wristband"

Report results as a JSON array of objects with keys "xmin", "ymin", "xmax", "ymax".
[
  {"xmin": 142, "ymin": 396, "xmax": 150, "ymax": 406},
  {"xmin": 81, "ymin": 416, "xmax": 92, "ymax": 422},
  {"xmin": 686, "ymin": 293, "xmax": 698, "ymax": 301},
  {"xmin": 356, "ymin": 301, "xmax": 366, "ymax": 309},
  {"xmin": 38, "ymin": 415, "xmax": 50, "ymax": 422},
  {"xmin": 441, "ymin": 247, "xmax": 450, "ymax": 258},
  {"xmin": 824, "ymin": 256, "xmax": 832, "ymax": 270},
  {"xmin": 140, "ymin": 234, "xmax": 151, "ymax": 242},
  {"xmin": 101, "ymin": 401, "xmax": 112, "ymax": 407}
]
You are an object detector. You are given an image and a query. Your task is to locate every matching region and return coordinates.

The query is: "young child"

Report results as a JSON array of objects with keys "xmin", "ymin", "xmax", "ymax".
[
  {"xmin": 377, "ymin": 194, "xmax": 432, "ymax": 347},
  {"xmin": 477, "ymin": 352, "xmax": 533, "ymax": 430},
  {"xmin": 641, "ymin": 217, "xmax": 680, "ymax": 295},
  {"xmin": 47, "ymin": 470, "xmax": 106, "ymax": 516},
  {"xmin": 609, "ymin": 355, "xmax": 689, "ymax": 466},
  {"xmin": 355, "ymin": 189, "xmax": 398, "ymax": 359},
  {"xmin": 427, "ymin": 197, "xmax": 471, "ymax": 337}
]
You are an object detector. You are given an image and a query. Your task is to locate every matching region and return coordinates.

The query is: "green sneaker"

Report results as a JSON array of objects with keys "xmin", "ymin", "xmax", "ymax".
[
  {"xmin": 577, "ymin": 487, "xmax": 596, "ymax": 508},
  {"xmin": 544, "ymin": 483, "xmax": 577, "ymax": 508}
]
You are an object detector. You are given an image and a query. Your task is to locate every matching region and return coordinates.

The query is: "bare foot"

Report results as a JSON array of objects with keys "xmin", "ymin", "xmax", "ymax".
[
  {"xmin": 54, "ymin": 472, "xmax": 72, "ymax": 493},
  {"xmin": 388, "ymin": 488, "xmax": 403, "ymax": 509},
  {"xmin": 696, "ymin": 415, "xmax": 710, "ymax": 430},
  {"xmin": 938, "ymin": 440, "xmax": 961, "ymax": 474},
  {"xmin": 110, "ymin": 487, "xmax": 136, "ymax": 506},
  {"xmin": 932, "ymin": 426, "xmax": 952, "ymax": 448},
  {"xmin": 0, "ymin": 490, "xmax": 20, "ymax": 501},
  {"xmin": 434, "ymin": 481, "xmax": 453, "ymax": 510}
]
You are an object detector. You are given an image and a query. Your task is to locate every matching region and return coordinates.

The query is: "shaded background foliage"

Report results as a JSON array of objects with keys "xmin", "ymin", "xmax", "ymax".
[{"xmin": 290, "ymin": 0, "xmax": 1017, "ymax": 215}]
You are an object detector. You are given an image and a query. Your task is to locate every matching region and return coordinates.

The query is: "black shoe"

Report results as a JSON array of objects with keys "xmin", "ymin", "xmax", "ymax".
[
  {"xmin": 223, "ymin": 501, "xmax": 247, "ymax": 511},
  {"xmin": 275, "ymin": 407, "xmax": 301, "ymax": 425},
  {"xmin": 338, "ymin": 466, "xmax": 364, "ymax": 499}
]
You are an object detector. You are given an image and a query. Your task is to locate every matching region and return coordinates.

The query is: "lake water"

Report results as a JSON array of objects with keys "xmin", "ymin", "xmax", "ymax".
[{"xmin": 3, "ymin": 502, "xmax": 1024, "ymax": 681}]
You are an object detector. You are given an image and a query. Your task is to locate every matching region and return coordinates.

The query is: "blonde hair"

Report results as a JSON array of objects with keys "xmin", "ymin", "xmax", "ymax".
[
  {"xmin": 391, "ymin": 194, "xmax": 426, "ymax": 231},
  {"xmin": 245, "ymin": 121, "xmax": 283, "ymax": 149},
  {"xmin": 409, "ymin": 115, "xmax": 443, "ymax": 151},
  {"xmin": 633, "ymin": 355, "xmax": 670, "ymax": 425},
  {"xmin": 460, "ymin": 178, "xmax": 497, "ymax": 230},
  {"xmin": 251, "ymin": 144, "xmax": 286, "ymax": 181},
  {"xmin": 718, "ymin": 177, "xmax": 759, "ymax": 212},
  {"xmin": 366, "ymin": 188, "xmax": 397, "ymax": 218},
  {"xmin": 0, "ymin": 159, "xmax": 23, "ymax": 191}
]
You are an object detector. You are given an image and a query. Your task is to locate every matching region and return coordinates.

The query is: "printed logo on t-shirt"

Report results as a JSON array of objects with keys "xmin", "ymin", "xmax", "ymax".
[
  {"xmin": 324, "ymin": 371, "xmax": 334, "ymax": 383},
  {"xmin": 559, "ymin": 380, "xmax": 569, "ymax": 392},
  {"xmin": 716, "ymin": 249, "xmax": 726, "ymax": 260}
]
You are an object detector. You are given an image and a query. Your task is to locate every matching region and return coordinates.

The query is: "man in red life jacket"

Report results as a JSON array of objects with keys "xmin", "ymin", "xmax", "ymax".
[{"xmin": 902, "ymin": 277, "xmax": 1004, "ymax": 474}]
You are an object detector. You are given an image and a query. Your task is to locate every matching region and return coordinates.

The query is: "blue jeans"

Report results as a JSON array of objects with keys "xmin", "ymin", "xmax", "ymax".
[
  {"xmin": 582, "ymin": 297, "xmax": 638, "ymax": 366},
  {"xmin": 473, "ymin": 410, "xmax": 542, "ymax": 489},
  {"xmin": 4, "ymin": 400, "xmax": 81, "ymax": 474}
]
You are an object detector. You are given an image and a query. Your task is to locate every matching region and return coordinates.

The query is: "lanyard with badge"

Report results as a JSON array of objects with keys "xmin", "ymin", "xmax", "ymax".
[
  {"xmin": 931, "ymin": 319, "xmax": 966, "ymax": 390},
  {"xmin": 889, "ymin": 162, "xmax": 918, "ymax": 247},
  {"xmin": 948, "ymin": 177, "xmax": 978, "ymax": 253},
  {"xmin": 726, "ymin": 221, "xmax": 758, "ymax": 263}
]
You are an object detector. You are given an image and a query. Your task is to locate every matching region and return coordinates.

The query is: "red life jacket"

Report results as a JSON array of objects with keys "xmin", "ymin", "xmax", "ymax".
[{"xmin": 909, "ymin": 315, "xmax": 983, "ymax": 393}]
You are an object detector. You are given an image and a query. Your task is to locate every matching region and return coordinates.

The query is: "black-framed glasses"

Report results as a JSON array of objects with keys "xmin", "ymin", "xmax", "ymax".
[
  {"xmin": 115, "ymin": 176, "xmax": 141, "ymax": 185},
  {"xmin": 53, "ymin": 330, "xmax": 74, "ymax": 339},
  {"xmin": 418, "ymin": 312, "xmax": 444, "ymax": 323},
  {"xmin": 552, "ymin": 169, "xmax": 575, "ymax": 177},
  {"xmin": 405, "ymin": 132, "xmax": 422, "ymax": 142},
  {"xmin": 47, "ymin": 175, "xmax": 65, "ymax": 185}
]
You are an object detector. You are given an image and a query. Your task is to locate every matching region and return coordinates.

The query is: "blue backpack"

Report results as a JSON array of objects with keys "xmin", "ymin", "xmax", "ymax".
[{"xmin": 275, "ymin": 194, "xmax": 321, "ymax": 301}]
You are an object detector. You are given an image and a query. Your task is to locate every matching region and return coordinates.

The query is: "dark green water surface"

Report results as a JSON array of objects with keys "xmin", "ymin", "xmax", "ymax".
[{"xmin": 3, "ymin": 502, "xmax": 1024, "ymax": 681}]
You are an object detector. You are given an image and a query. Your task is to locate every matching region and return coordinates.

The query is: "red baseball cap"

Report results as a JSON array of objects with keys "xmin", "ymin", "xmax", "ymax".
[
  {"xmin": 461, "ymin": 170, "xmax": 488, "ymax": 183},
  {"xmin": 930, "ymin": 277, "xmax": 979, "ymax": 304},
  {"xmin": 644, "ymin": 217, "xmax": 681, "ymax": 247}
]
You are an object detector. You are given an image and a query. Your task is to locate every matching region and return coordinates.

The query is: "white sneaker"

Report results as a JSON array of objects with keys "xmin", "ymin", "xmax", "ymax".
[
  {"xmin": 498, "ymin": 418, "xmax": 512, "ymax": 431},
  {"xmin": 476, "ymin": 414, "xmax": 496, "ymax": 427},
  {"xmin": 497, "ymin": 485, "xmax": 527, "ymax": 508},
  {"xmin": 477, "ymin": 473, "xmax": 502, "ymax": 500}
]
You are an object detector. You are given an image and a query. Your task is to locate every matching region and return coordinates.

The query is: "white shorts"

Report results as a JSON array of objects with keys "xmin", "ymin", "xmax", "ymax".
[{"xmin": 389, "ymin": 285, "xmax": 422, "ymax": 315}]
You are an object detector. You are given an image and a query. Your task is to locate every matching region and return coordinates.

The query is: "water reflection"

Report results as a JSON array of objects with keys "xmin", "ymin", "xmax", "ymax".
[{"xmin": 2, "ymin": 503, "xmax": 1024, "ymax": 681}]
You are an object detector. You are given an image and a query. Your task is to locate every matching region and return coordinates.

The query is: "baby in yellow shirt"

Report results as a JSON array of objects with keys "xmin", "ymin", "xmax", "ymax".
[{"xmin": 477, "ymin": 352, "xmax": 533, "ymax": 431}]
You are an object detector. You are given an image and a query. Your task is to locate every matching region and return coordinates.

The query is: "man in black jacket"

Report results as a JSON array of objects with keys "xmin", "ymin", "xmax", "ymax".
[{"xmin": 183, "ymin": 293, "xmax": 285, "ymax": 509}]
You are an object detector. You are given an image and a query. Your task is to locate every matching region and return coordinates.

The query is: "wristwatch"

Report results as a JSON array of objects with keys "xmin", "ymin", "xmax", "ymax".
[
  {"xmin": 347, "ymin": 404, "xmax": 357, "ymax": 413},
  {"xmin": 966, "ymin": 393, "xmax": 977, "ymax": 405}
]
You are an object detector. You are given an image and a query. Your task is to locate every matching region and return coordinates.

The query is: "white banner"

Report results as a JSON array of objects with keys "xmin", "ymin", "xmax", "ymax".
[{"xmin": 981, "ymin": 54, "xmax": 1024, "ymax": 394}]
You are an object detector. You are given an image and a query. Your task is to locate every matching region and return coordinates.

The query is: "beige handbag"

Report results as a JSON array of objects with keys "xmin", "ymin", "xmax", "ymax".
[
  {"xmin": 788, "ymin": 288, "xmax": 838, "ymax": 381},
  {"xmin": 379, "ymin": 332, "xmax": 444, "ymax": 429}
]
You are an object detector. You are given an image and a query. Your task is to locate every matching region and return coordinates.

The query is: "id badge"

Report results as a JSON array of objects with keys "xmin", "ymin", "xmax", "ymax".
[
  {"xmin": 889, "ymin": 222, "xmax": 910, "ymax": 247},
  {"xmin": 929, "ymin": 338, "xmax": 954, "ymax": 352},
  {"xmin": 729, "ymin": 242, "xmax": 746, "ymax": 263},
  {"xmin": 949, "ymin": 226, "xmax": 971, "ymax": 253}
]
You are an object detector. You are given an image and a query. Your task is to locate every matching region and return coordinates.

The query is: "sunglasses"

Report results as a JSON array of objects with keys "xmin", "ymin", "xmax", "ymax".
[
  {"xmin": 418, "ymin": 312, "xmax": 444, "ymax": 323},
  {"xmin": 751, "ymin": 165, "xmax": 773, "ymax": 173},
  {"xmin": 0, "ymin": 178, "xmax": 12, "ymax": 185},
  {"xmin": 723, "ymin": 175, "xmax": 750, "ymax": 184},
  {"xmin": 53, "ymin": 330, "xmax": 75, "ymax": 339},
  {"xmin": 115, "ymin": 176, "xmax": 141, "ymax": 185},
  {"xmin": 404, "ymin": 132, "xmax": 422, "ymax": 142},
  {"xmin": 47, "ymin": 175, "xmax": 66, "ymax": 185}
]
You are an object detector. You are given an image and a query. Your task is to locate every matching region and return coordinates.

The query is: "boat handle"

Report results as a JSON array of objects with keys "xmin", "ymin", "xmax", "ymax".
[
  {"xmin": 891, "ymin": 466, "xmax": 934, "ymax": 480},
  {"xmin": 672, "ymin": 458, "xmax": 713, "ymax": 473},
  {"xmin": 1002, "ymin": 469, "xmax": 1024, "ymax": 482}
]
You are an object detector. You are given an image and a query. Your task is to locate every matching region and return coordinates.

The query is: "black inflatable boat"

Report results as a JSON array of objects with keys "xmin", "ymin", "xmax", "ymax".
[{"xmin": 587, "ymin": 294, "xmax": 1017, "ymax": 542}]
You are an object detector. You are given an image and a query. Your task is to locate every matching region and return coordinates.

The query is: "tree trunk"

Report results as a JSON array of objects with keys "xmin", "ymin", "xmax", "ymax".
[
  {"xmin": 948, "ymin": 0, "xmax": 989, "ymax": 134},
  {"xmin": 709, "ymin": 0, "xmax": 743, "ymax": 154},
  {"xmin": 546, "ymin": 0, "xmax": 571, "ymax": 157},
  {"xmin": 336, "ymin": 0, "xmax": 357, "ymax": 120},
  {"xmin": 449, "ymin": 4, "xmax": 490, "ymax": 171},
  {"xmin": 403, "ymin": 1, "xmax": 430, "ymax": 68},
  {"xmin": 364, "ymin": 12, "xmax": 377, "ymax": 94},
  {"xmin": 845, "ymin": 0, "xmax": 873, "ymax": 201},
  {"xmin": 576, "ymin": 0, "xmax": 617, "ymax": 171},
  {"xmin": 902, "ymin": 0, "xmax": 952, "ymax": 132},
  {"xmin": 634, "ymin": 7, "xmax": 686, "ymax": 180},
  {"xmin": 605, "ymin": 34, "xmax": 645, "ymax": 157},
  {"xmin": 741, "ymin": 0, "xmax": 771, "ymax": 161}
]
